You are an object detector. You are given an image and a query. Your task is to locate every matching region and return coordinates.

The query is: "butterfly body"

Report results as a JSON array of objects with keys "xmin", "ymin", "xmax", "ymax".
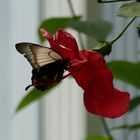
[{"xmin": 16, "ymin": 42, "xmax": 69, "ymax": 91}]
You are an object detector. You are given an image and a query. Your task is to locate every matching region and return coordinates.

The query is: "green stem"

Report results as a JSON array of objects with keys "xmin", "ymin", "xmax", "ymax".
[
  {"xmin": 67, "ymin": 0, "xmax": 76, "ymax": 17},
  {"xmin": 110, "ymin": 17, "xmax": 136, "ymax": 44},
  {"xmin": 97, "ymin": 0, "xmax": 133, "ymax": 3},
  {"xmin": 67, "ymin": 0, "xmax": 85, "ymax": 49},
  {"xmin": 100, "ymin": 117, "xmax": 113, "ymax": 140}
]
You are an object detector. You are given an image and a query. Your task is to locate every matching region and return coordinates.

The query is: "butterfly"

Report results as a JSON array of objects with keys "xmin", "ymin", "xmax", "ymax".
[{"xmin": 16, "ymin": 42, "xmax": 69, "ymax": 91}]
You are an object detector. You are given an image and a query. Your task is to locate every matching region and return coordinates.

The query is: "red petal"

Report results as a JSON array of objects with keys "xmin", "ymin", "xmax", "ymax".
[
  {"xmin": 55, "ymin": 30, "xmax": 79, "ymax": 52},
  {"xmin": 68, "ymin": 51, "xmax": 91, "ymax": 89},
  {"xmin": 84, "ymin": 88, "xmax": 130, "ymax": 118},
  {"xmin": 40, "ymin": 28, "xmax": 62, "ymax": 52},
  {"xmin": 69, "ymin": 50, "xmax": 113, "ymax": 92},
  {"xmin": 69, "ymin": 58, "xmax": 89, "ymax": 89},
  {"xmin": 55, "ymin": 29, "xmax": 79, "ymax": 59},
  {"xmin": 40, "ymin": 28, "xmax": 79, "ymax": 60},
  {"xmin": 69, "ymin": 50, "xmax": 130, "ymax": 118},
  {"xmin": 40, "ymin": 28, "xmax": 54, "ymax": 43}
]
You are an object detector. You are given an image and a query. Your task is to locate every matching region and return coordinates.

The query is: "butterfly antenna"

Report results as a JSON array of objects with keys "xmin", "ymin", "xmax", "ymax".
[{"xmin": 25, "ymin": 84, "xmax": 33, "ymax": 91}]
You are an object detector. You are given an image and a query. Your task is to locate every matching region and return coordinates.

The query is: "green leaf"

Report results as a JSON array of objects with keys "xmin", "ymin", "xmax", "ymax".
[
  {"xmin": 117, "ymin": 2, "xmax": 140, "ymax": 18},
  {"xmin": 93, "ymin": 41, "xmax": 112, "ymax": 56},
  {"xmin": 130, "ymin": 124, "xmax": 140, "ymax": 130},
  {"xmin": 129, "ymin": 96, "xmax": 140, "ymax": 112},
  {"xmin": 16, "ymin": 84, "xmax": 59, "ymax": 112},
  {"xmin": 97, "ymin": 0, "xmax": 133, "ymax": 3},
  {"xmin": 68, "ymin": 20, "xmax": 113, "ymax": 41},
  {"xmin": 112, "ymin": 123, "xmax": 140, "ymax": 131},
  {"xmin": 108, "ymin": 61, "xmax": 140, "ymax": 89},
  {"xmin": 85, "ymin": 135, "xmax": 110, "ymax": 140},
  {"xmin": 38, "ymin": 16, "xmax": 81, "ymax": 43}
]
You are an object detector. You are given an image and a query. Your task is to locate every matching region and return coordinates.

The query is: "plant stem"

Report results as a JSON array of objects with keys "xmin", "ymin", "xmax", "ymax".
[
  {"xmin": 67, "ymin": 0, "xmax": 76, "ymax": 17},
  {"xmin": 100, "ymin": 117, "xmax": 114, "ymax": 140},
  {"xmin": 110, "ymin": 17, "xmax": 136, "ymax": 44},
  {"xmin": 67, "ymin": 0, "xmax": 85, "ymax": 49},
  {"xmin": 97, "ymin": 0, "xmax": 133, "ymax": 3}
]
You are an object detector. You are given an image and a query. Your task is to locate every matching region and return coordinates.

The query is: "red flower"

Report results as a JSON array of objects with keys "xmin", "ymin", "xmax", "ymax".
[{"xmin": 40, "ymin": 28, "xmax": 130, "ymax": 118}]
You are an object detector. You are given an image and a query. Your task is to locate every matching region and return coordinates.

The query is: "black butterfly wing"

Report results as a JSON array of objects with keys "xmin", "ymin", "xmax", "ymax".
[
  {"xmin": 15, "ymin": 42, "xmax": 63, "ymax": 71},
  {"xmin": 16, "ymin": 42, "xmax": 66, "ymax": 91}
]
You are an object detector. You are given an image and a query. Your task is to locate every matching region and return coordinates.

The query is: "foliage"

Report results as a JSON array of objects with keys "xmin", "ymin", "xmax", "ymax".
[
  {"xmin": 93, "ymin": 41, "xmax": 112, "ymax": 56},
  {"xmin": 108, "ymin": 61, "xmax": 140, "ymax": 89},
  {"xmin": 67, "ymin": 20, "xmax": 112, "ymax": 41},
  {"xmin": 38, "ymin": 16, "xmax": 81, "ymax": 43},
  {"xmin": 16, "ymin": 84, "xmax": 59, "ymax": 112},
  {"xmin": 117, "ymin": 2, "xmax": 140, "ymax": 17},
  {"xmin": 129, "ymin": 96, "xmax": 140, "ymax": 112},
  {"xmin": 39, "ymin": 18, "xmax": 112, "ymax": 42},
  {"xmin": 85, "ymin": 135, "xmax": 110, "ymax": 140},
  {"xmin": 112, "ymin": 123, "xmax": 140, "ymax": 131}
]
